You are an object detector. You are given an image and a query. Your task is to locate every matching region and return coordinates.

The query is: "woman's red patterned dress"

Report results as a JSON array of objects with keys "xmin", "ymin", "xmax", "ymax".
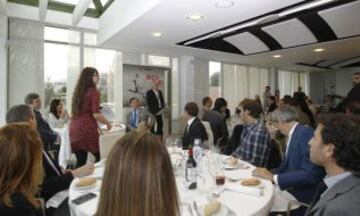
[{"xmin": 70, "ymin": 88, "xmax": 100, "ymax": 153}]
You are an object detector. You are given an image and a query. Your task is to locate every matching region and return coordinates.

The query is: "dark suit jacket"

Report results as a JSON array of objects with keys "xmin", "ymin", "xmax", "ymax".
[
  {"xmin": 34, "ymin": 110, "xmax": 58, "ymax": 151},
  {"xmin": 347, "ymin": 84, "xmax": 360, "ymax": 103},
  {"xmin": 273, "ymin": 124, "xmax": 325, "ymax": 204},
  {"xmin": 182, "ymin": 118, "xmax": 208, "ymax": 150},
  {"xmin": 0, "ymin": 192, "xmax": 43, "ymax": 216},
  {"xmin": 41, "ymin": 151, "xmax": 73, "ymax": 201},
  {"xmin": 306, "ymin": 174, "xmax": 360, "ymax": 216},
  {"xmin": 146, "ymin": 89, "xmax": 165, "ymax": 115},
  {"xmin": 202, "ymin": 110, "xmax": 229, "ymax": 146}
]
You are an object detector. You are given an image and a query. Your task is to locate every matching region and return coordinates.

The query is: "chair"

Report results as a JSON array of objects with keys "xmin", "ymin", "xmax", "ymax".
[
  {"xmin": 201, "ymin": 121, "xmax": 214, "ymax": 149},
  {"xmin": 99, "ymin": 131, "xmax": 124, "ymax": 159}
]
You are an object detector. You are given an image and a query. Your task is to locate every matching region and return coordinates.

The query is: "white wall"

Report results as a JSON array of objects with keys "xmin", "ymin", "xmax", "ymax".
[
  {"xmin": 194, "ymin": 58, "xmax": 209, "ymax": 106},
  {"xmin": 179, "ymin": 56, "xmax": 195, "ymax": 112},
  {"xmin": 0, "ymin": 15, "xmax": 7, "ymax": 125},
  {"xmin": 8, "ymin": 19, "xmax": 44, "ymax": 107},
  {"xmin": 336, "ymin": 70, "xmax": 354, "ymax": 96}
]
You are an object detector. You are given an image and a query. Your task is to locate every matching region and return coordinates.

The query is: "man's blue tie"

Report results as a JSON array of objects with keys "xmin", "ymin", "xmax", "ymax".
[{"xmin": 131, "ymin": 109, "xmax": 138, "ymax": 128}]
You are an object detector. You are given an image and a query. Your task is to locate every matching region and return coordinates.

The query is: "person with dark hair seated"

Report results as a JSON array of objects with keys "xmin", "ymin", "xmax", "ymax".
[
  {"xmin": 306, "ymin": 114, "xmax": 360, "ymax": 216},
  {"xmin": 181, "ymin": 102, "xmax": 208, "ymax": 150},
  {"xmin": 199, "ymin": 96, "xmax": 213, "ymax": 120},
  {"xmin": 0, "ymin": 123, "xmax": 44, "ymax": 216},
  {"xmin": 253, "ymin": 106, "xmax": 325, "ymax": 216},
  {"xmin": 346, "ymin": 99, "xmax": 360, "ymax": 115},
  {"xmin": 233, "ymin": 99, "xmax": 271, "ymax": 167},
  {"xmin": 203, "ymin": 98, "xmax": 229, "ymax": 149},
  {"xmin": 6, "ymin": 105, "xmax": 94, "ymax": 216},
  {"xmin": 268, "ymin": 96, "xmax": 278, "ymax": 113},
  {"xmin": 48, "ymin": 99, "xmax": 69, "ymax": 129},
  {"xmin": 125, "ymin": 97, "xmax": 155, "ymax": 132},
  {"xmin": 24, "ymin": 92, "xmax": 59, "ymax": 153}
]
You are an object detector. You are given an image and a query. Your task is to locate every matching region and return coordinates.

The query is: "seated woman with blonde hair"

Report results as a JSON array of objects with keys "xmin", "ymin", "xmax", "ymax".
[
  {"xmin": 96, "ymin": 131, "xmax": 180, "ymax": 216},
  {"xmin": 0, "ymin": 123, "xmax": 44, "ymax": 216}
]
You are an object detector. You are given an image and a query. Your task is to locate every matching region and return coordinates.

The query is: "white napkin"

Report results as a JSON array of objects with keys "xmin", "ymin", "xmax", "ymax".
[
  {"xmin": 46, "ymin": 190, "xmax": 69, "ymax": 208},
  {"xmin": 271, "ymin": 186, "xmax": 299, "ymax": 212},
  {"xmin": 225, "ymin": 184, "xmax": 263, "ymax": 197}
]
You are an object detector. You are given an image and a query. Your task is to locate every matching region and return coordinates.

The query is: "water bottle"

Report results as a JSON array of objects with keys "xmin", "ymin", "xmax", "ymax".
[{"xmin": 193, "ymin": 139, "xmax": 203, "ymax": 165}]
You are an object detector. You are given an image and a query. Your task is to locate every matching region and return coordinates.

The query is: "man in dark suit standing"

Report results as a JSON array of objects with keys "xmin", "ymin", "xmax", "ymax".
[
  {"xmin": 305, "ymin": 114, "xmax": 360, "ymax": 216},
  {"xmin": 253, "ymin": 106, "xmax": 325, "ymax": 215},
  {"xmin": 146, "ymin": 79, "xmax": 165, "ymax": 138},
  {"xmin": 181, "ymin": 102, "xmax": 208, "ymax": 150},
  {"xmin": 6, "ymin": 104, "xmax": 94, "ymax": 216}
]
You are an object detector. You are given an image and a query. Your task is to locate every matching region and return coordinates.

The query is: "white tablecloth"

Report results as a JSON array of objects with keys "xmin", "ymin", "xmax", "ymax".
[
  {"xmin": 68, "ymin": 151, "xmax": 274, "ymax": 216},
  {"xmin": 53, "ymin": 124, "xmax": 126, "ymax": 168}
]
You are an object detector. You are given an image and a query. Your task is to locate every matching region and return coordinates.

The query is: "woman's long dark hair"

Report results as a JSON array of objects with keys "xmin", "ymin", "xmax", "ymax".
[
  {"xmin": 71, "ymin": 67, "xmax": 98, "ymax": 115},
  {"xmin": 50, "ymin": 99, "xmax": 61, "ymax": 119}
]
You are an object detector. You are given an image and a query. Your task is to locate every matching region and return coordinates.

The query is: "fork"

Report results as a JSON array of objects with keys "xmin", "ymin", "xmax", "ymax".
[{"xmin": 193, "ymin": 201, "xmax": 201, "ymax": 216}]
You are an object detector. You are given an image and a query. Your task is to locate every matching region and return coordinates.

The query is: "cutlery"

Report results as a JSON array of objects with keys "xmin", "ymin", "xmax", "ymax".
[
  {"xmin": 187, "ymin": 203, "xmax": 194, "ymax": 216},
  {"xmin": 193, "ymin": 201, "xmax": 201, "ymax": 216},
  {"xmin": 226, "ymin": 177, "xmax": 246, "ymax": 182}
]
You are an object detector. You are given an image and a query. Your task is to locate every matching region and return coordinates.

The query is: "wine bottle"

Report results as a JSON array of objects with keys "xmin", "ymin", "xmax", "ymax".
[{"xmin": 185, "ymin": 146, "xmax": 197, "ymax": 189}]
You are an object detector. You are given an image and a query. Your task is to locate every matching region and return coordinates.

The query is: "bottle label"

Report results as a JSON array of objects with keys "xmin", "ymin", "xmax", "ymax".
[{"xmin": 186, "ymin": 167, "xmax": 197, "ymax": 182}]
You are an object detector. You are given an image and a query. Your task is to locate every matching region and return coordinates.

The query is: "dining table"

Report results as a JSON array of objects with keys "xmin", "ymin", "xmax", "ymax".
[
  {"xmin": 68, "ymin": 148, "xmax": 274, "ymax": 216},
  {"xmin": 53, "ymin": 123, "xmax": 126, "ymax": 168}
]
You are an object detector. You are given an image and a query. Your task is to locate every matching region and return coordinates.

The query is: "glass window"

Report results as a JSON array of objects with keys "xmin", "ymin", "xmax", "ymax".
[
  {"xmin": 148, "ymin": 55, "xmax": 170, "ymax": 67},
  {"xmin": 45, "ymin": 26, "xmax": 80, "ymax": 44},
  {"xmin": 84, "ymin": 48, "xmax": 117, "ymax": 107},
  {"xmin": 100, "ymin": 0, "xmax": 110, "ymax": 6},
  {"xmin": 44, "ymin": 43, "xmax": 80, "ymax": 112},
  {"xmin": 53, "ymin": 0, "xmax": 79, "ymax": 4},
  {"xmin": 84, "ymin": 32, "xmax": 97, "ymax": 46},
  {"xmin": 209, "ymin": 61, "xmax": 222, "ymax": 101}
]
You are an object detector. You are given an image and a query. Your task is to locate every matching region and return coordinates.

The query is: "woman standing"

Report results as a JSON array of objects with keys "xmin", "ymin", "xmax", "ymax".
[
  {"xmin": 70, "ymin": 67, "xmax": 112, "ymax": 167},
  {"xmin": 0, "ymin": 123, "xmax": 44, "ymax": 216},
  {"xmin": 96, "ymin": 131, "xmax": 180, "ymax": 216},
  {"xmin": 48, "ymin": 99, "xmax": 69, "ymax": 129}
]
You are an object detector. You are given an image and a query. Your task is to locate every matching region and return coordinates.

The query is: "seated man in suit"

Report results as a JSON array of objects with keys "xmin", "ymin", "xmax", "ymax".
[
  {"xmin": 125, "ymin": 97, "xmax": 155, "ymax": 132},
  {"xmin": 305, "ymin": 114, "xmax": 360, "ymax": 216},
  {"xmin": 203, "ymin": 98, "xmax": 229, "ymax": 149},
  {"xmin": 6, "ymin": 105, "xmax": 94, "ymax": 216},
  {"xmin": 198, "ymin": 96, "xmax": 213, "ymax": 120},
  {"xmin": 253, "ymin": 106, "xmax": 325, "ymax": 215},
  {"xmin": 233, "ymin": 99, "xmax": 271, "ymax": 167},
  {"xmin": 181, "ymin": 102, "xmax": 208, "ymax": 150},
  {"xmin": 24, "ymin": 93, "xmax": 59, "ymax": 153}
]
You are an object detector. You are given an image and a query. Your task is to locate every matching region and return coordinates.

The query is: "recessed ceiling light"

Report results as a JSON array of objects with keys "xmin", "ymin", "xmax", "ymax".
[
  {"xmin": 151, "ymin": 32, "xmax": 163, "ymax": 37},
  {"xmin": 215, "ymin": 0, "xmax": 234, "ymax": 8},
  {"xmin": 313, "ymin": 48, "xmax": 325, "ymax": 52},
  {"xmin": 186, "ymin": 13, "xmax": 204, "ymax": 21},
  {"xmin": 273, "ymin": 55, "xmax": 282, "ymax": 58}
]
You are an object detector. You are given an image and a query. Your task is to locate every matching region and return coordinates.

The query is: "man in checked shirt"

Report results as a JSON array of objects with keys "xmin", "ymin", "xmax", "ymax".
[{"xmin": 233, "ymin": 98, "xmax": 271, "ymax": 167}]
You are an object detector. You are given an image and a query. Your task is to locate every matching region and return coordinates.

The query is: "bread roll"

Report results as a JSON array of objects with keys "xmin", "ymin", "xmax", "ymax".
[
  {"xmin": 76, "ymin": 177, "xmax": 96, "ymax": 187},
  {"xmin": 241, "ymin": 178, "xmax": 261, "ymax": 186},
  {"xmin": 226, "ymin": 157, "xmax": 238, "ymax": 166},
  {"xmin": 204, "ymin": 200, "xmax": 221, "ymax": 216}
]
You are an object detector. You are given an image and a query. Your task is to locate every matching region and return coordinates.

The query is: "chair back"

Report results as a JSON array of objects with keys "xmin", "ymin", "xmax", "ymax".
[
  {"xmin": 99, "ymin": 132, "xmax": 124, "ymax": 159},
  {"xmin": 201, "ymin": 121, "xmax": 214, "ymax": 148}
]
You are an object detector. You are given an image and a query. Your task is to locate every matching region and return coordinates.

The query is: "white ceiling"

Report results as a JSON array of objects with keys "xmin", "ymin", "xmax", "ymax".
[
  {"xmin": 97, "ymin": 0, "xmax": 360, "ymax": 71},
  {"xmin": 5, "ymin": 0, "xmax": 360, "ymax": 71}
]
